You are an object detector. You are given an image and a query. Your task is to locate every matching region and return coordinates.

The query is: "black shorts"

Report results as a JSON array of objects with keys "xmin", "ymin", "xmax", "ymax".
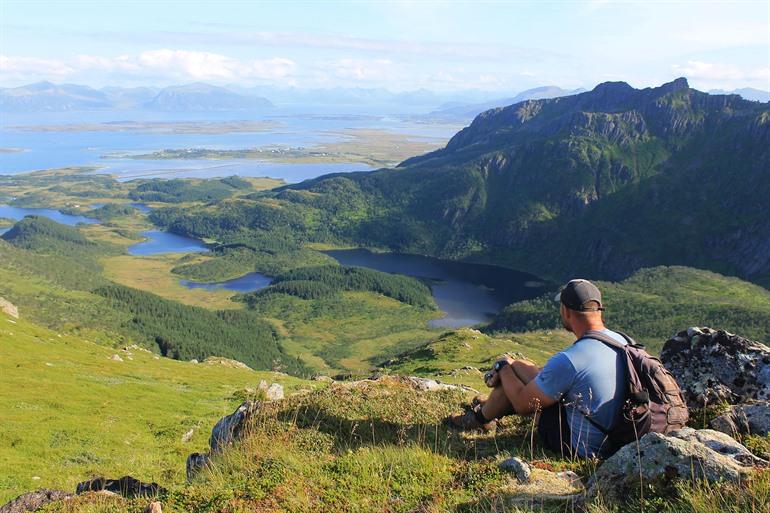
[{"xmin": 537, "ymin": 403, "xmax": 573, "ymax": 457}]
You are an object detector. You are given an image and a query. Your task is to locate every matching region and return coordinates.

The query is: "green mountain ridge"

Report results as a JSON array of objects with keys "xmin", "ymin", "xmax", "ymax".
[{"xmin": 153, "ymin": 78, "xmax": 770, "ymax": 287}]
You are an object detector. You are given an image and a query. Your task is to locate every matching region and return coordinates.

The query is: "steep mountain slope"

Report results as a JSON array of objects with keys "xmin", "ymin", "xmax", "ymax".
[{"xmin": 237, "ymin": 78, "xmax": 767, "ymax": 286}]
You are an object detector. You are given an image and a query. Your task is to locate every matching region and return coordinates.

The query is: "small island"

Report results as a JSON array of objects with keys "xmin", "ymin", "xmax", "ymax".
[{"xmin": 103, "ymin": 128, "xmax": 453, "ymax": 167}]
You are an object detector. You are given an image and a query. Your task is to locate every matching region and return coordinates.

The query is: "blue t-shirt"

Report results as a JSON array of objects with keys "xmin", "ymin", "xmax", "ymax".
[{"xmin": 534, "ymin": 329, "xmax": 628, "ymax": 458}]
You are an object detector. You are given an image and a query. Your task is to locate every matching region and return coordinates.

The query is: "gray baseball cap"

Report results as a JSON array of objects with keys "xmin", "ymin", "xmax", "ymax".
[{"xmin": 554, "ymin": 279, "xmax": 604, "ymax": 311}]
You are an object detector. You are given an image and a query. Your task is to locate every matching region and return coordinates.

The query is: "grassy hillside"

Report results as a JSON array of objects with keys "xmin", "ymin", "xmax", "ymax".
[
  {"xmin": 0, "ymin": 311, "xmax": 311, "ymax": 503},
  {"xmin": 0, "ymin": 226, "xmax": 305, "ymax": 373},
  {"xmin": 490, "ymin": 266, "xmax": 770, "ymax": 353},
  {"xmin": 26, "ymin": 372, "xmax": 770, "ymax": 513}
]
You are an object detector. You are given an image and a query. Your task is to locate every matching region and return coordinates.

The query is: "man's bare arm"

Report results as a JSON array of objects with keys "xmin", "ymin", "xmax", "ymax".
[{"xmin": 498, "ymin": 363, "xmax": 557, "ymax": 414}]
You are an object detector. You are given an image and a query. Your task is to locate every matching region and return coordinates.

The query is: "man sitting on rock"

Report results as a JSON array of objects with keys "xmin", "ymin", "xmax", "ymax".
[{"xmin": 449, "ymin": 279, "xmax": 629, "ymax": 459}]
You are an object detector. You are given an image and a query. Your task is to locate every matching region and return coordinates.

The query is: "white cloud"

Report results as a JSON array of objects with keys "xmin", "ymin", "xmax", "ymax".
[
  {"xmin": 672, "ymin": 60, "xmax": 770, "ymax": 84},
  {"xmin": 0, "ymin": 50, "xmax": 296, "ymax": 84},
  {"xmin": 0, "ymin": 55, "xmax": 76, "ymax": 80}
]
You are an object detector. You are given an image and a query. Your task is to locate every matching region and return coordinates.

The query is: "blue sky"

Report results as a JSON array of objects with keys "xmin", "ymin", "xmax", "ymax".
[{"xmin": 1, "ymin": 0, "xmax": 768, "ymax": 92}]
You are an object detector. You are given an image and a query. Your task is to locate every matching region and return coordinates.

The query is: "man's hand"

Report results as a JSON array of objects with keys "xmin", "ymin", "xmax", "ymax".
[
  {"xmin": 485, "ymin": 355, "xmax": 516, "ymax": 388},
  {"xmin": 484, "ymin": 370, "xmax": 500, "ymax": 388}
]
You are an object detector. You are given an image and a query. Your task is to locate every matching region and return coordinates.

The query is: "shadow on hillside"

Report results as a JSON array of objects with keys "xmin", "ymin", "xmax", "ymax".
[{"xmin": 274, "ymin": 404, "xmax": 542, "ymax": 460}]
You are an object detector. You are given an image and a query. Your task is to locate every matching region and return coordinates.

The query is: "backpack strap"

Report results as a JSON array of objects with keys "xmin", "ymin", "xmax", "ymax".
[
  {"xmin": 569, "ymin": 329, "xmax": 638, "ymax": 436},
  {"xmin": 577, "ymin": 329, "xmax": 637, "ymax": 349}
]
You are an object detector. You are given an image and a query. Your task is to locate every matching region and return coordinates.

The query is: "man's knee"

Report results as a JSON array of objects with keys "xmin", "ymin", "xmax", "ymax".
[{"xmin": 511, "ymin": 359, "xmax": 539, "ymax": 383}]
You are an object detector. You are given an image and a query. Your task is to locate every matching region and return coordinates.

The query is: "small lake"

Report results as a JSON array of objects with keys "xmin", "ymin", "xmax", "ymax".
[
  {"xmin": 128, "ymin": 230, "xmax": 210, "ymax": 256},
  {"xmin": 180, "ymin": 272, "xmax": 272, "ymax": 292},
  {"xmin": 0, "ymin": 204, "xmax": 99, "ymax": 226},
  {"xmin": 128, "ymin": 202, "xmax": 152, "ymax": 213},
  {"xmin": 324, "ymin": 249, "xmax": 550, "ymax": 328}
]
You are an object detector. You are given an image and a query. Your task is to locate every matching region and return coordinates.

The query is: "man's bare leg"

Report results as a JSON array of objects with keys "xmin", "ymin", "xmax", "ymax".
[
  {"xmin": 448, "ymin": 359, "xmax": 540, "ymax": 430},
  {"xmin": 481, "ymin": 359, "xmax": 540, "ymax": 420}
]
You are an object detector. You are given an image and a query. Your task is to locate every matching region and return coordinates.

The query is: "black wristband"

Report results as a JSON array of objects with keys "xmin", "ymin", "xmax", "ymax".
[
  {"xmin": 495, "ymin": 360, "xmax": 528, "ymax": 383},
  {"xmin": 493, "ymin": 360, "xmax": 509, "ymax": 372}
]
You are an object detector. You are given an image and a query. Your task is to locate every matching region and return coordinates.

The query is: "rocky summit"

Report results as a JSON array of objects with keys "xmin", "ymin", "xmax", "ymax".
[{"xmin": 661, "ymin": 327, "xmax": 770, "ymax": 406}]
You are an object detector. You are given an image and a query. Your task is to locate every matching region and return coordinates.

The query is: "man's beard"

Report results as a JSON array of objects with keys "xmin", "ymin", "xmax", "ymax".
[{"xmin": 562, "ymin": 318, "xmax": 571, "ymax": 332}]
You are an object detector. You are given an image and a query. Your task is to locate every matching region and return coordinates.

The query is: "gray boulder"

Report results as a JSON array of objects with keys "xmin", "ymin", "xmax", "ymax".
[
  {"xmin": 660, "ymin": 327, "xmax": 770, "ymax": 407},
  {"xmin": 209, "ymin": 401, "xmax": 260, "ymax": 453},
  {"xmin": 266, "ymin": 383, "xmax": 284, "ymax": 401},
  {"xmin": 589, "ymin": 428, "xmax": 762, "ymax": 497},
  {"xmin": 186, "ymin": 401, "xmax": 260, "ymax": 480},
  {"xmin": 0, "ymin": 297, "xmax": 19, "ymax": 319},
  {"xmin": 499, "ymin": 457, "xmax": 531, "ymax": 483},
  {"xmin": 185, "ymin": 452, "xmax": 212, "ymax": 481},
  {"xmin": 0, "ymin": 490, "xmax": 71, "ymax": 513},
  {"xmin": 75, "ymin": 476, "xmax": 165, "ymax": 498},
  {"xmin": 710, "ymin": 401, "xmax": 770, "ymax": 437},
  {"xmin": 671, "ymin": 427, "xmax": 767, "ymax": 466}
]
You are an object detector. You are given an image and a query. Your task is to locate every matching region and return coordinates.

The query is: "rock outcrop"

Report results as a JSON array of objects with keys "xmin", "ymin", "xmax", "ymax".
[
  {"xmin": 710, "ymin": 402, "xmax": 770, "ymax": 437},
  {"xmin": 0, "ymin": 489, "xmax": 71, "ymax": 513},
  {"xmin": 0, "ymin": 297, "xmax": 19, "ymax": 319},
  {"xmin": 589, "ymin": 428, "xmax": 765, "ymax": 497},
  {"xmin": 75, "ymin": 476, "xmax": 165, "ymax": 498},
  {"xmin": 257, "ymin": 380, "xmax": 284, "ymax": 400},
  {"xmin": 209, "ymin": 401, "xmax": 259, "ymax": 453},
  {"xmin": 499, "ymin": 457, "xmax": 532, "ymax": 483},
  {"xmin": 202, "ymin": 356, "xmax": 252, "ymax": 370},
  {"xmin": 660, "ymin": 327, "xmax": 770, "ymax": 407},
  {"xmin": 186, "ymin": 401, "xmax": 261, "ymax": 480}
]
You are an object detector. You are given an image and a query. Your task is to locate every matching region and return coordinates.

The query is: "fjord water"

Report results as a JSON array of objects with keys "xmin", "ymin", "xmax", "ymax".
[
  {"xmin": 0, "ymin": 110, "xmax": 456, "ymax": 181},
  {"xmin": 324, "ymin": 249, "xmax": 550, "ymax": 328}
]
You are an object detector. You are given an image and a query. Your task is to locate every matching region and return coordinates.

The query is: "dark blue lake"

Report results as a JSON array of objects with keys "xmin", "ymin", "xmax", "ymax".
[
  {"xmin": 0, "ymin": 204, "xmax": 99, "ymax": 226},
  {"xmin": 324, "ymin": 249, "xmax": 550, "ymax": 328},
  {"xmin": 180, "ymin": 272, "xmax": 272, "ymax": 292},
  {"xmin": 128, "ymin": 230, "xmax": 209, "ymax": 256}
]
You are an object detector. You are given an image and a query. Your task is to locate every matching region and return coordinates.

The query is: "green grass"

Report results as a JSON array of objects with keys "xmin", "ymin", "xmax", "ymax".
[
  {"xmin": 0, "ymin": 312, "xmax": 312, "ymax": 503},
  {"xmin": 383, "ymin": 328, "xmax": 575, "ymax": 388},
  {"xmin": 27, "ymin": 376, "xmax": 770, "ymax": 513},
  {"xmin": 246, "ymin": 291, "xmax": 442, "ymax": 374}
]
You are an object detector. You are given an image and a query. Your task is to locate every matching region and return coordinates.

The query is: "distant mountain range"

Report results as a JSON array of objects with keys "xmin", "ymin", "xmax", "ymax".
[
  {"xmin": 0, "ymin": 81, "xmax": 508, "ymax": 113},
  {"xmin": 0, "ymin": 81, "xmax": 274, "ymax": 112},
  {"xmin": 708, "ymin": 87, "xmax": 770, "ymax": 103},
  {"xmin": 1, "ymin": 80, "xmax": 767, "ymax": 113},
  {"xmin": 155, "ymin": 78, "xmax": 770, "ymax": 288}
]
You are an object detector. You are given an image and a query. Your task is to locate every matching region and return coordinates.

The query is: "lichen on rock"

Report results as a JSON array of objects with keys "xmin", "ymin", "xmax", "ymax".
[{"xmin": 660, "ymin": 327, "xmax": 770, "ymax": 407}]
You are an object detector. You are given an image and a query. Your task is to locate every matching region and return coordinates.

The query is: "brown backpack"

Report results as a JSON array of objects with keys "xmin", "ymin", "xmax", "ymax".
[{"xmin": 578, "ymin": 330, "xmax": 689, "ymax": 454}]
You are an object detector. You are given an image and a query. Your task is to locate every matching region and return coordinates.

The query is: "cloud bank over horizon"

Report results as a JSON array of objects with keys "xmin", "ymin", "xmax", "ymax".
[{"xmin": 1, "ymin": 1, "xmax": 768, "ymax": 93}]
